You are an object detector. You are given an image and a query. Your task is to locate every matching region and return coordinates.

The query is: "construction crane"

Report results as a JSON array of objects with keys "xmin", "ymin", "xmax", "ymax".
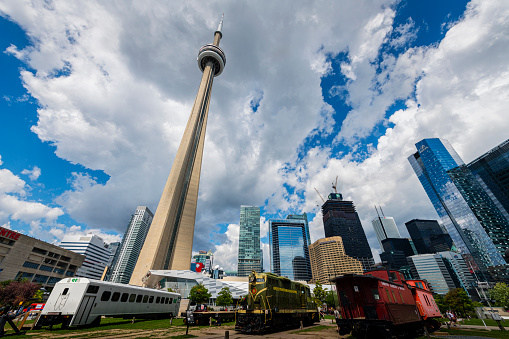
[
  {"xmin": 332, "ymin": 175, "xmax": 338, "ymax": 193},
  {"xmin": 314, "ymin": 187, "xmax": 325, "ymax": 203}
]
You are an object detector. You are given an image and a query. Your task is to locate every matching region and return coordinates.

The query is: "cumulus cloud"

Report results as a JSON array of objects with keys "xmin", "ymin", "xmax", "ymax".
[{"xmin": 21, "ymin": 166, "xmax": 41, "ymax": 180}]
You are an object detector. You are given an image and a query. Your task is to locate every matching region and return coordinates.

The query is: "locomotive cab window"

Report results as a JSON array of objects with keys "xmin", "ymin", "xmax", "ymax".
[
  {"xmin": 101, "ymin": 291, "xmax": 111, "ymax": 301},
  {"xmin": 62, "ymin": 288, "xmax": 69, "ymax": 295},
  {"xmin": 256, "ymin": 278, "xmax": 265, "ymax": 282}
]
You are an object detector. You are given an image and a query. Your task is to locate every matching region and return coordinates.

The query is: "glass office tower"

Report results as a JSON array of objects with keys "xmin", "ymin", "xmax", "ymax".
[
  {"xmin": 269, "ymin": 218, "xmax": 312, "ymax": 281},
  {"xmin": 405, "ymin": 219, "xmax": 454, "ymax": 254},
  {"xmin": 468, "ymin": 139, "xmax": 509, "ymax": 221},
  {"xmin": 238, "ymin": 206, "xmax": 262, "ymax": 277},
  {"xmin": 372, "ymin": 216, "xmax": 401, "ymax": 250},
  {"xmin": 408, "ymin": 138, "xmax": 509, "ymax": 281}
]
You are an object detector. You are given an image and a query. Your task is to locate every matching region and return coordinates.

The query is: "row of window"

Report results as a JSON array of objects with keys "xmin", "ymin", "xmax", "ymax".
[
  {"xmin": 31, "ymin": 247, "xmax": 71, "ymax": 262},
  {"xmin": 15, "ymin": 271, "xmax": 61, "ymax": 285},
  {"xmin": 21, "ymin": 261, "xmax": 75, "ymax": 276},
  {"xmin": 100, "ymin": 291, "xmax": 175, "ymax": 305}
]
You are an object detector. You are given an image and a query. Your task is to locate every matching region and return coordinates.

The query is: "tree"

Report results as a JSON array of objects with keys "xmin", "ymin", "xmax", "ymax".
[
  {"xmin": 490, "ymin": 282, "xmax": 509, "ymax": 308},
  {"xmin": 433, "ymin": 294, "xmax": 448, "ymax": 314},
  {"xmin": 0, "ymin": 280, "xmax": 40, "ymax": 308},
  {"xmin": 325, "ymin": 289, "xmax": 337, "ymax": 308},
  {"xmin": 167, "ymin": 287, "xmax": 175, "ymax": 293},
  {"xmin": 189, "ymin": 283, "xmax": 211, "ymax": 304},
  {"xmin": 216, "ymin": 286, "xmax": 233, "ymax": 307},
  {"xmin": 444, "ymin": 288, "xmax": 474, "ymax": 317},
  {"xmin": 313, "ymin": 282, "xmax": 326, "ymax": 304}
]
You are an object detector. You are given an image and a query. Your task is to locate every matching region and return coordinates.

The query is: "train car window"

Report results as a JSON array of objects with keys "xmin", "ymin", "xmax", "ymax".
[
  {"xmin": 101, "ymin": 291, "xmax": 111, "ymax": 301},
  {"xmin": 371, "ymin": 289, "xmax": 380, "ymax": 300},
  {"xmin": 385, "ymin": 289, "xmax": 392, "ymax": 302},
  {"xmin": 398, "ymin": 291, "xmax": 404, "ymax": 303},
  {"xmin": 129, "ymin": 294, "xmax": 136, "ymax": 302},
  {"xmin": 149, "ymin": 296, "xmax": 154, "ymax": 303},
  {"xmin": 165, "ymin": 297, "xmax": 169, "ymax": 304},
  {"xmin": 143, "ymin": 295, "xmax": 148, "ymax": 303},
  {"xmin": 391, "ymin": 291, "xmax": 397, "ymax": 303},
  {"xmin": 136, "ymin": 295, "xmax": 143, "ymax": 303},
  {"xmin": 111, "ymin": 292, "xmax": 120, "ymax": 302},
  {"xmin": 169, "ymin": 298, "xmax": 173, "ymax": 304},
  {"xmin": 62, "ymin": 288, "xmax": 69, "ymax": 295},
  {"xmin": 156, "ymin": 297, "xmax": 160, "ymax": 303},
  {"xmin": 121, "ymin": 293, "xmax": 129, "ymax": 302},
  {"xmin": 86, "ymin": 285, "xmax": 99, "ymax": 294}
]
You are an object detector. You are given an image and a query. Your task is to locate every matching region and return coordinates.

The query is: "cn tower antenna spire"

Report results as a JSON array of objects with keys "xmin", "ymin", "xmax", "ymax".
[{"xmin": 215, "ymin": 14, "xmax": 224, "ymax": 39}]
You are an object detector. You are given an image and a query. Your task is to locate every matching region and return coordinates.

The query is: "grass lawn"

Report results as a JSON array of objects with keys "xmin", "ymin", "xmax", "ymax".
[
  {"xmin": 3, "ymin": 317, "xmax": 237, "ymax": 338},
  {"xmin": 460, "ymin": 318, "xmax": 509, "ymax": 327},
  {"xmin": 290, "ymin": 325, "xmax": 332, "ymax": 334},
  {"xmin": 419, "ymin": 328, "xmax": 509, "ymax": 338}
]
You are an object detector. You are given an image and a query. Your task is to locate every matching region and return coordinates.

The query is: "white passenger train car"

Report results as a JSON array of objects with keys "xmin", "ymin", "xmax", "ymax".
[{"xmin": 36, "ymin": 278, "xmax": 180, "ymax": 327}]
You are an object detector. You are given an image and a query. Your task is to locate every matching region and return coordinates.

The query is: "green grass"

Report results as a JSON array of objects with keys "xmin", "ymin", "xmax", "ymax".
[
  {"xmin": 460, "ymin": 318, "xmax": 508, "ymax": 327},
  {"xmin": 290, "ymin": 325, "xmax": 332, "ymax": 334},
  {"xmin": 418, "ymin": 328, "xmax": 509, "ymax": 338}
]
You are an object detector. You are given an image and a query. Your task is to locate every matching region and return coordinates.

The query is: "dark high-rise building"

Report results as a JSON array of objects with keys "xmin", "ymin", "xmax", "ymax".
[
  {"xmin": 405, "ymin": 219, "xmax": 453, "ymax": 254},
  {"xmin": 408, "ymin": 138, "xmax": 509, "ymax": 281},
  {"xmin": 322, "ymin": 193, "xmax": 374, "ymax": 271},
  {"xmin": 381, "ymin": 238, "xmax": 416, "ymax": 257},
  {"xmin": 380, "ymin": 251, "xmax": 409, "ymax": 270},
  {"xmin": 269, "ymin": 217, "xmax": 312, "ymax": 281},
  {"xmin": 468, "ymin": 139, "xmax": 509, "ymax": 222}
]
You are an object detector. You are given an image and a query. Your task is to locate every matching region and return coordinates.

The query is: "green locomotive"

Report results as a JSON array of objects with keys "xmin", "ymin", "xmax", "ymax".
[{"xmin": 235, "ymin": 271, "xmax": 319, "ymax": 333}]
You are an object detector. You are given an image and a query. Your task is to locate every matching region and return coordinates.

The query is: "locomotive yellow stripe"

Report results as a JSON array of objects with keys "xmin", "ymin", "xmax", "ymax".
[
  {"xmin": 255, "ymin": 287, "xmax": 267, "ymax": 297},
  {"xmin": 273, "ymin": 287, "xmax": 297, "ymax": 294}
]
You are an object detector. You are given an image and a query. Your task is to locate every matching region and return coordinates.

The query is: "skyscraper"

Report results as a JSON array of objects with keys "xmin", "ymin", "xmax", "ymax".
[
  {"xmin": 468, "ymin": 139, "xmax": 509, "ymax": 221},
  {"xmin": 405, "ymin": 219, "xmax": 453, "ymax": 254},
  {"xmin": 322, "ymin": 193, "xmax": 374, "ymax": 271},
  {"xmin": 110, "ymin": 206, "xmax": 153, "ymax": 284},
  {"xmin": 269, "ymin": 217, "xmax": 312, "ymax": 281},
  {"xmin": 371, "ymin": 216, "xmax": 401, "ymax": 249},
  {"xmin": 130, "ymin": 17, "xmax": 226, "ymax": 285},
  {"xmin": 238, "ymin": 206, "xmax": 262, "ymax": 277},
  {"xmin": 407, "ymin": 253, "xmax": 457, "ymax": 295},
  {"xmin": 60, "ymin": 234, "xmax": 111, "ymax": 280},
  {"xmin": 309, "ymin": 237, "xmax": 363, "ymax": 284},
  {"xmin": 408, "ymin": 138, "xmax": 509, "ymax": 280}
]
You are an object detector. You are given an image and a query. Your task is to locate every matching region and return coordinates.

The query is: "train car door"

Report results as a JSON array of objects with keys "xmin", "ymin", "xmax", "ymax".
[{"xmin": 72, "ymin": 296, "xmax": 96, "ymax": 325}]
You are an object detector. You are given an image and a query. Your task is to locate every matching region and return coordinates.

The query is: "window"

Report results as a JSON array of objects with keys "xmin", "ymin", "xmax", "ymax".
[
  {"xmin": 48, "ymin": 277, "xmax": 60, "ymax": 285},
  {"xmin": 53, "ymin": 268, "xmax": 65, "ymax": 275},
  {"xmin": 121, "ymin": 293, "xmax": 129, "ymax": 302},
  {"xmin": 391, "ymin": 291, "xmax": 397, "ymax": 303},
  {"xmin": 169, "ymin": 298, "xmax": 173, "ymax": 304},
  {"xmin": 111, "ymin": 292, "xmax": 120, "ymax": 302},
  {"xmin": 165, "ymin": 298, "xmax": 169, "ymax": 304},
  {"xmin": 142, "ymin": 295, "xmax": 148, "ymax": 303},
  {"xmin": 149, "ymin": 296, "xmax": 154, "ymax": 303},
  {"xmin": 60, "ymin": 256, "xmax": 71, "ymax": 262},
  {"xmin": 136, "ymin": 295, "xmax": 143, "ymax": 303},
  {"xmin": 16, "ymin": 272, "xmax": 34, "ymax": 280},
  {"xmin": 32, "ymin": 247, "xmax": 47, "ymax": 255},
  {"xmin": 129, "ymin": 294, "xmax": 136, "ymax": 303},
  {"xmin": 385, "ymin": 289, "xmax": 392, "ymax": 302},
  {"xmin": 65, "ymin": 271, "xmax": 75, "ymax": 277},
  {"xmin": 62, "ymin": 288, "xmax": 69, "ymax": 295},
  {"xmin": 156, "ymin": 297, "xmax": 160, "ymax": 304},
  {"xmin": 371, "ymin": 289, "xmax": 380, "ymax": 300},
  {"xmin": 40, "ymin": 265, "xmax": 53, "ymax": 272},
  {"xmin": 22, "ymin": 261, "xmax": 40, "ymax": 269},
  {"xmin": 87, "ymin": 285, "xmax": 99, "ymax": 294},
  {"xmin": 398, "ymin": 291, "xmax": 404, "ymax": 303},
  {"xmin": 101, "ymin": 291, "xmax": 111, "ymax": 301},
  {"xmin": 33, "ymin": 274, "xmax": 49, "ymax": 284}
]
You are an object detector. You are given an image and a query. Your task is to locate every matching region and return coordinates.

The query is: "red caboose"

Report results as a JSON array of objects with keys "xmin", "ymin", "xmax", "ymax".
[
  {"xmin": 333, "ymin": 269, "xmax": 441, "ymax": 338},
  {"xmin": 406, "ymin": 279, "xmax": 442, "ymax": 325}
]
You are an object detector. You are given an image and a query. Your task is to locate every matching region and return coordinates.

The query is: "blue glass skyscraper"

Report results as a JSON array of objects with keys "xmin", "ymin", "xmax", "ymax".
[
  {"xmin": 238, "ymin": 206, "xmax": 262, "ymax": 277},
  {"xmin": 408, "ymin": 138, "xmax": 509, "ymax": 281},
  {"xmin": 269, "ymin": 216, "xmax": 312, "ymax": 281}
]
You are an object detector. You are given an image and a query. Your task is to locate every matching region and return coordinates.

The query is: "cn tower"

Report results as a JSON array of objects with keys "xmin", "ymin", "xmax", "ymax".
[{"xmin": 130, "ymin": 16, "xmax": 226, "ymax": 285}]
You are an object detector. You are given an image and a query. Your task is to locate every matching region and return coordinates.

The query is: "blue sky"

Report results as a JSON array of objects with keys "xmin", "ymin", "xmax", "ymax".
[{"xmin": 1, "ymin": 0, "xmax": 508, "ymax": 271}]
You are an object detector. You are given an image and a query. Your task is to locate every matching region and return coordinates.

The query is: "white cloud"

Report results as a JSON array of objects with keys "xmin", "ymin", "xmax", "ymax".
[{"xmin": 21, "ymin": 166, "xmax": 41, "ymax": 181}]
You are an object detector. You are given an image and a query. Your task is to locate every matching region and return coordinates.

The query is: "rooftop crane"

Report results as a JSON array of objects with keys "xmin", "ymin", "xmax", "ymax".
[
  {"xmin": 314, "ymin": 187, "xmax": 325, "ymax": 203},
  {"xmin": 332, "ymin": 175, "xmax": 338, "ymax": 193}
]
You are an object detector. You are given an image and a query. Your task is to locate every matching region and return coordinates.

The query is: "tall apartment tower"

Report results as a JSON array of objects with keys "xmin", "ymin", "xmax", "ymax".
[
  {"xmin": 269, "ymin": 217, "xmax": 312, "ymax": 281},
  {"xmin": 371, "ymin": 216, "xmax": 401, "ymax": 250},
  {"xmin": 322, "ymin": 193, "xmax": 374, "ymax": 271},
  {"xmin": 238, "ymin": 206, "xmax": 262, "ymax": 277},
  {"xmin": 60, "ymin": 234, "xmax": 111, "ymax": 280},
  {"xmin": 468, "ymin": 139, "xmax": 509, "ymax": 221},
  {"xmin": 408, "ymin": 138, "xmax": 509, "ymax": 281},
  {"xmin": 110, "ymin": 206, "xmax": 153, "ymax": 284},
  {"xmin": 130, "ymin": 17, "xmax": 226, "ymax": 285},
  {"xmin": 309, "ymin": 237, "xmax": 363, "ymax": 284},
  {"xmin": 405, "ymin": 219, "xmax": 453, "ymax": 254}
]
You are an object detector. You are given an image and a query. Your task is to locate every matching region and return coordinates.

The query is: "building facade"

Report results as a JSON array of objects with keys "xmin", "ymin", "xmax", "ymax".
[
  {"xmin": 407, "ymin": 253, "xmax": 456, "ymax": 295},
  {"xmin": 322, "ymin": 193, "xmax": 374, "ymax": 271},
  {"xmin": 372, "ymin": 216, "xmax": 401, "ymax": 250},
  {"xmin": 238, "ymin": 206, "xmax": 262, "ymax": 277},
  {"xmin": 0, "ymin": 226, "xmax": 84, "ymax": 289},
  {"xmin": 381, "ymin": 238, "xmax": 416, "ymax": 257},
  {"xmin": 439, "ymin": 251, "xmax": 475, "ymax": 294},
  {"xmin": 110, "ymin": 206, "xmax": 153, "ymax": 284},
  {"xmin": 269, "ymin": 217, "xmax": 312, "ymax": 281},
  {"xmin": 405, "ymin": 219, "xmax": 453, "ymax": 254},
  {"xmin": 60, "ymin": 234, "xmax": 111, "ymax": 280},
  {"xmin": 130, "ymin": 17, "xmax": 226, "ymax": 285},
  {"xmin": 308, "ymin": 236, "xmax": 363, "ymax": 284},
  {"xmin": 191, "ymin": 250, "xmax": 214, "ymax": 273},
  {"xmin": 468, "ymin": 139, "xmax": 509, "ymax": 222},
  {"xmin": 408, "ymin": 138, "xmax": 509, "ymax": 281}
]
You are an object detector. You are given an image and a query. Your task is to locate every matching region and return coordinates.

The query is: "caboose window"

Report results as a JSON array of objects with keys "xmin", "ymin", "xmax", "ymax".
[
  {"xmin": 391, "ymin": 291, "xmax": 397, "ymax": 303},
  {"xmin": 101, "ymin": 291, "xmax": 111, "ymax": 301},
  {"xmin": 371, "ymin": 289, "xmax": 380, "ymax": 300},
  {"xmin": 111, "ymin": 292, "xmax": 120, "ymax": 302},
  {"xmin": 385, "ymin": 289, "xmax": 392, "ymax": 302},
  {"xmin": 398, "ymin": 291, "xmax": 404, "ymax": 303}
]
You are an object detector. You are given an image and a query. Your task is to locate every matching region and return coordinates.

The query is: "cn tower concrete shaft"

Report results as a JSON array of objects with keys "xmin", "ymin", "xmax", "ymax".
[{"xmin": 130, "ymin": 18, "xmax": 226, "ymax": 286}]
